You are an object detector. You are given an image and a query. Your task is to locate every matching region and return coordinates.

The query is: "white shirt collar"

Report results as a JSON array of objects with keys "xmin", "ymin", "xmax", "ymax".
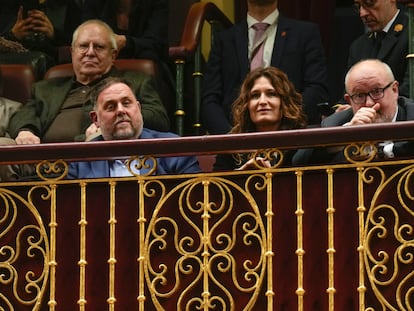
[
  {"xmin": 383, "ymin": 9, "xmax": 400, "ymax": 33},
  {"xmin": 247, "ymin": 8, "xmax": 279, "ymax": 29}
]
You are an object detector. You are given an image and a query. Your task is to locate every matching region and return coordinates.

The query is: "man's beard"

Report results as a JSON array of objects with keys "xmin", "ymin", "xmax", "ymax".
[
  {"xmin": 112, "ymin": 122, "xmax": 143, "ymax": 140},
  {"xmin": 111, "ymin": 116, "xmax": 139, "ymax": 140},
  {"xmin": 374, "ymin": 111, "xmax": 394, "ymax": 124}
]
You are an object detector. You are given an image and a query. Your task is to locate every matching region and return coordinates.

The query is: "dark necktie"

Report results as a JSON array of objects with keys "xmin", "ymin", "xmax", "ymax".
[
  {"xmin": 371, "ymin": 31, "xmax": 386, "ymax": 57},
  {"xmin": 250, "ymin": 22, "xmax": 270, "ymax": 71}
]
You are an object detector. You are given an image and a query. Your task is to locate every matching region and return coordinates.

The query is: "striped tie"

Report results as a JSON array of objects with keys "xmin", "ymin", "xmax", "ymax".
[{"xmin": 250, "ymin": 22, "xmax": 270, "ymax": 71}]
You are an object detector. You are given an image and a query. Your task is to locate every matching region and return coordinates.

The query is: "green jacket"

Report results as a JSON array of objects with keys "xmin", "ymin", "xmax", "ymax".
[{"xmin": 7, "ymin": 67, "xmax": 170, "ymax": 140}]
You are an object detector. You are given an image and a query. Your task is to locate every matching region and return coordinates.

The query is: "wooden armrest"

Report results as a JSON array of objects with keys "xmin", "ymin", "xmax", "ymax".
[{"xmin": 169, "ymin": 2, "xmax": 233, "ymax": 60}]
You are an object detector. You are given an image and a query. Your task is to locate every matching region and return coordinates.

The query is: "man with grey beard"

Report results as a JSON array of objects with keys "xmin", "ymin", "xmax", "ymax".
[
  {"xmin": 292, "ymin": 59, "xmax": 414, "ymax": 165},
  {"xmin": 68, "ymin": 77, "xmax": 201, "ymax": 178}
]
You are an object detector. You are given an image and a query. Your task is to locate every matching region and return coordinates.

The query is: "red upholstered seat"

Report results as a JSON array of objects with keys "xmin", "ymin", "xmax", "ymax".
[
  {"xmin": 0, "ymin": 64, "xmax": 35, "ymax": 104},
  {"xmin": 44, "ymin": 59, "xmax": 158, "ymax": 79}
]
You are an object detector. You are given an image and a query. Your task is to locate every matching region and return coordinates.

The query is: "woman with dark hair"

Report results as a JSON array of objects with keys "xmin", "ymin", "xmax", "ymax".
[{"xmin": 213, "ymin": 66, "xmax": 307, "ymax": 171}]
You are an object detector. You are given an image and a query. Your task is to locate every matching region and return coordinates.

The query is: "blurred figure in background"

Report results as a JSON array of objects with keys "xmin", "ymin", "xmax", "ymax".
[
  {"xmin": 82, "ymin": 0, "xmax": 174, "ymax": 118},
  {"xmin": 0, "ymin": 0, "xmax": 83, "ymax": 77},
  {"xmin": 202, "ymin": 0, "xmax": 328, "ymax": 135},
  {"xmin": 348, "ymin": 0, "xmax": 409, "ymax": 96}
]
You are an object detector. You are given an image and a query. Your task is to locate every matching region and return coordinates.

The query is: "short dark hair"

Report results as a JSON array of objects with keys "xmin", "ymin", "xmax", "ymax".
[{"xmin": 89, "ymin": 77, "xmax": 132, "ymax": 108}]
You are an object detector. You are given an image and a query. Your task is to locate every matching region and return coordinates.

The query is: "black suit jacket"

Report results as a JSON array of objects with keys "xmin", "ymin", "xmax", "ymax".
[
  {"xmin": 82, "ymin": 0, "xmax": 168, "ymax": 62},
  {"xmin": 201, "ymin": 15, "xmax": 329, "ymax": 134},
  {"xmin": 348, "ymin": 10, "xmax": 409, "ymax": 96}
]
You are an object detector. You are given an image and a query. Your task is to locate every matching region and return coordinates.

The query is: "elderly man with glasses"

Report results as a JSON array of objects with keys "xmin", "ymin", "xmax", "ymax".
[
  {"xmin": 348, "ymin": 0, "xmax": 409, "ymax": 96},
  {"xmin": 293, "ymin": 59, "xmax": 414, "ymax": 165},
  {"xmin": 0, "ymin": 19, "xmax": 169, "ymax": 181}
]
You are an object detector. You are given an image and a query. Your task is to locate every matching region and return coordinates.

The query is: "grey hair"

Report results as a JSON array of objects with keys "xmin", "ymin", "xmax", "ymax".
[{"xmin": 71, "ymin": 19, "xmax": 118, "ymax": 50}]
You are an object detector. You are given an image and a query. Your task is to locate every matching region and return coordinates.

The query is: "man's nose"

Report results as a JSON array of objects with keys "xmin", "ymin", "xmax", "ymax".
[
  {"xmin": 364, "ymin": 94, "xmax": 376, "ymax": 107},
  {"xmin": 116, "ymin": 102, "xmax": 126, "ymax": 113},
  {"xmin": 85, "ymin": 42, "xmax": 97, "ymax": 55},
  {"xmin": 359, "ymin": 6, "xmax": 369, "ymax": 18}
]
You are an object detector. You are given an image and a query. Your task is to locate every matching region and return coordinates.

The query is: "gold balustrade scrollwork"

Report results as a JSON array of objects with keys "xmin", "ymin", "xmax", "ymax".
[
  {"xmin": 0, "ymin": 187, "xmax": 50, "ymax": 310},
  {"xmin": 363, "ymin": 164, "xmax": 414, "ymax": 310},
  {"xmin": 36, "ymin": 160, "xmax": 68, "ymax": 181},
  {"xmin": 126, "ymin": 156, "xmax": 158, "ymax": 176},
  {"xmin": 344, "ymin": 142, "xmax": 379, "ymax": 164},
  {"xmin": 253, "ymin": 148, "xmax": 284, "ymax": 168},
  {"xmin": 144, "ymin": 174, "xmax": 269, "ymax": 310}
]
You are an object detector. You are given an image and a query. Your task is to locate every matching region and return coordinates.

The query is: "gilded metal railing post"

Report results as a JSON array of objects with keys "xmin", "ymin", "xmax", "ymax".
[
  {"xmin": 356, "ymin": 167, "xmax": 367, "ymax": 311},
  {"xmin": 326, "ymin": 169, "xmax": 336, "ymax": 311},
  {"xmin": 137, "ymin": 179, "xmax": 146, "ymax": 310},
  {"xmin": 108, "ymin": 181, "xmax": 117, "ymax": 310},
  {"xmin": 407, "ymin": 2, "xmax": 414, "ymax": 98},
  {"xmin": 48, "ymin": 184, "xmax": 58, "ymax": 311},
  {"xmin": 295, "ymin": 171, "xmax": 305, "ymax": 311},
  {"xmin": 202, "ymin": 179, "xmax": 211, "ymax": 310},
  {"xmin": 265, "ymin": 172, "xmax": 274, "ymax": 311},
  {"xmin": 78, "ymin": 182, "xmax": 88, "ymax": 310}
]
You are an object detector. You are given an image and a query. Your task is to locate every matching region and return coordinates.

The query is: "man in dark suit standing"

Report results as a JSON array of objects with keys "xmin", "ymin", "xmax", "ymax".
[
  {"xmin": 201, "ymin": 0, "xmax": 329, "ymax": 134},
  {"xmin": 348, "ymin": 0, "xmax": 409, "ymax": 96}
]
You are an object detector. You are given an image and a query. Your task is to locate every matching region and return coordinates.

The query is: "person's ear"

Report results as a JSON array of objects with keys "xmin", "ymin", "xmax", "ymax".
[
  {"xmin": 392, "ymin": 80, "xmax": 399, "ymax": 93},
  {"xmin": 89, "ymin": 110, "xmax": 98, "ymax": 124},
  {"xmin": 111, "ymin": 48, "xmax": 118, "ymax": 61},
  {"xmin": 344, "ymin": 94, "xmax": 351, "ymax": 104}
]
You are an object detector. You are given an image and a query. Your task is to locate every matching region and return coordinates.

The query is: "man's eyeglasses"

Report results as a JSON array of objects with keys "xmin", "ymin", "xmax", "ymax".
[
  {"xmin": 348, "ymin": 81, "xmax": 394, "ymax": 105},
  {"xmin": 74, "ymin": 43, "xmax": 111, "ymax": 54},
  {"xmin": 353, "ymin": 0, "xmax": 376, "ymax": 13}
]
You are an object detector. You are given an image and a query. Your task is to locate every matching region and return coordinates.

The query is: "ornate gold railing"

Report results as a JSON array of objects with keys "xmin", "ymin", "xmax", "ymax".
[{"xmin": 1, "ymin": 122, "xmax": 414, "ymax": 310}]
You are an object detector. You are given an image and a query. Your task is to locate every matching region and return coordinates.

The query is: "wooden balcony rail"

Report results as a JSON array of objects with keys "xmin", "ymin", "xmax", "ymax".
[
  {"xmin": 1, "ymin": 122, "xmax": 414, "ymax": 310},
  {"xmin": 0, "ymin": 120, "xmax": 414, "ymax": 164}
]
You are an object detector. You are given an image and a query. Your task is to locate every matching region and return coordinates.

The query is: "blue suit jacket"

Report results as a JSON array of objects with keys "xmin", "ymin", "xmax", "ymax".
[
  {"xmin": 202, "ymin": 14, "xmax": 329, "ymax": 134},
  {"xmin": 67, "ymin": 128, "xmax": 201, "ymax": 179}
]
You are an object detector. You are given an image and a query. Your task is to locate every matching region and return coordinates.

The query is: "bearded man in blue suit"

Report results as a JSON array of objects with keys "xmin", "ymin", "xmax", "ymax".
[{"xmin": 68, "ymin": 77, "xmax": 201, "ymax": 178}]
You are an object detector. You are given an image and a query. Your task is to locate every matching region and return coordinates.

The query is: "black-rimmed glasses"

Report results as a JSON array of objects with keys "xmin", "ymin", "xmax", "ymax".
[
  {"xmin": 74, "ymin": 42, "xmax": 111, "ymax": 54},
  {"xmin": 348, "ymin": 81, "xmax": 394, "ymax": 105}
]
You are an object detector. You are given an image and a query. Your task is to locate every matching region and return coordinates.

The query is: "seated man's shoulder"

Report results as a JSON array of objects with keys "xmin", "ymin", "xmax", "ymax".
[
  {"xmin": 0, "ymin": 97, "xmax": 22, "ymax": 136},
  {"xmin": 280, "ymin": 15, "xmax": 319, "ymax": 31},
  {"xmin": 35, "ymin": 76, "xmax": 72, "ymax": 88},
  {"xmin": 120, "ymin": 70, "xmax": 152, "ymax": 81},
  {"xmin": 321, "ymin": 109, "xmax": 353, "ymax": 127},
  {"xmin": 140, "ymin": 128, "xmax": 178, "ymax": 139}
]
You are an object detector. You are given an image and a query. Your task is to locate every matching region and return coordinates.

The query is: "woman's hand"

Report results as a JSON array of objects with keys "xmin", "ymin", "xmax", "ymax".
[{"xmin": 236, "ymin": 157, "xmax": 271, "ymax": 170}]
